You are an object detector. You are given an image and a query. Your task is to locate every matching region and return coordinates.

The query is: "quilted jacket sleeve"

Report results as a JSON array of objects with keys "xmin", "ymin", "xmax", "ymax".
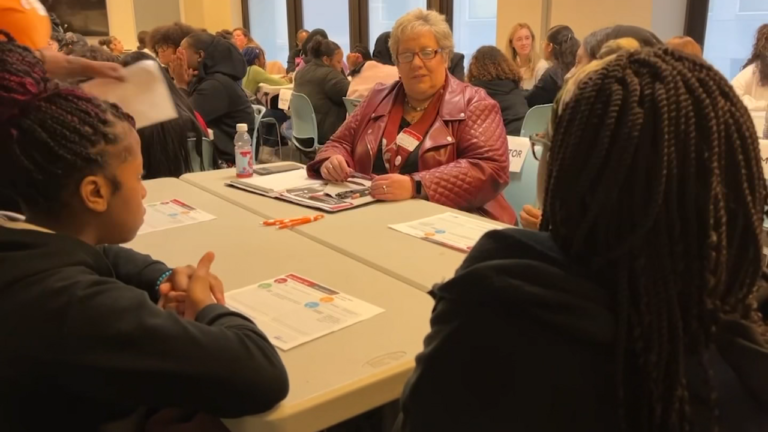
[
  {"xmin": 306, "ymin": 91, "xmax": 376, "ymax": 178},
  {"xmin": 419, "ymin": 99, "xmax": 510, "ymax": 211}
]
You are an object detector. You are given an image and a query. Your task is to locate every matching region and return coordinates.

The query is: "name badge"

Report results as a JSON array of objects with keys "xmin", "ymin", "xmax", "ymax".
[{"xmin": 396, "ymin": 129, "xmax": 422, "ymax": 152}]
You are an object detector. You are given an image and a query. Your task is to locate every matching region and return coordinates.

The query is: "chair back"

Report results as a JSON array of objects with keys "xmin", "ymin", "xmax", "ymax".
[
  {"xmin": 186, "ymin": 137, "xmax": 215, "ymax": 172},
  {"xmin": 502, "ymin": 104, "xmax": 553, "ymax": 224},
  {"xmin": 187, "ymin": 137, "xmax": 204, "ymax": 172},
  {"xmin": 343, "ymin": 97, "xmax": 362, "ymax": 114},
  {"xmin": 289, "ymin": 92, "xmax": 320, "ymax": 152},
  {"xmin": 252, "ymin": 104, "xmax": 266, "ymax": 153}
]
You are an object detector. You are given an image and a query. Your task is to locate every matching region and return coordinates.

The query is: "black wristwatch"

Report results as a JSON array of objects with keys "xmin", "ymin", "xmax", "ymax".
[{"xmin": 414, "ymin": 178, "xmax": 423, "ymax": 197}]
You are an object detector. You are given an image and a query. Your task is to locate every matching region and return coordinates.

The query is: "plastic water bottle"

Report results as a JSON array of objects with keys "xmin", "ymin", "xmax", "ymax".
[{"xmin": 234, "ymin": 123, "xmax": 253, "ymax": 178}]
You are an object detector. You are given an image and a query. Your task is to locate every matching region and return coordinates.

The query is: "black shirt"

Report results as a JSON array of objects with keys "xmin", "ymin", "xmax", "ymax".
[{"xmin": 372, "ymin": 117, "xmax": 421, "ymax": 175}]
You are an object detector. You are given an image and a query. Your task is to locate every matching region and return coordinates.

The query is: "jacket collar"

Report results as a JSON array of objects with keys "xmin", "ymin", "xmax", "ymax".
[{"xmin": 371, "ymin": 71, "xmax": 467, "ymax": 122}]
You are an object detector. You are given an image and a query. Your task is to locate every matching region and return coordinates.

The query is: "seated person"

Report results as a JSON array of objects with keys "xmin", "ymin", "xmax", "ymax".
[
  {"xmin": 347, "ymin": 37, "xmax": 399, "ymax": 100},
  {"xmin": 121, "ymin": 52, "xmax": 205, "ymax": 177},
  {"xmin": 520, "ymin": 26, "xmax": 662, "ymax": 229},
  {"xmin": 293, "ymin": 37, "xmax": 350, "ymax": 147},
  {"xmin": 169, "ymin": 32, "xmax": 255, "ymax": 165},
  {"xmin": 147, "ymin": 22, "xmax": 198, "ymax": 67},
  {"xmin": 97, "ymin": 35, "xmax": 124, "ymax": 55},
  {"xmin": 395, "ymin": 46, "xmax": 768, "ymax": 432},
  {"xmin": 306, "ymin": 9, "xmax": 515, "ymax": 224},
  {"xmin": 287, "ymin": 29, "xmax": 310, "ymax": 73},
  {"xmin": 732, "ymin": 24, "xmax": 768, "ymax": 111},
  {"xmin": 0, "ymin": 36, "xmax": 288, "ymax": 430},
  {"xmin": 241, "ymin": 46, "xmax": 291, "ymax": 163},
  {"xmin": 526, "ymin": 25, "xmax": 580, "ymax": 107},
  {"xmin": 467, "ymin": 46, "xmax": 528, "ymax": 136},
  {"xmin": 242, "ymin": 45, "xmax": 291, "ymax": 92}
]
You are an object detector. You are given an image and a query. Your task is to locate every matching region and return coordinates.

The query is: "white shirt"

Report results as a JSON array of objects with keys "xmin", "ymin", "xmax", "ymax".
[
  {"xmin": 731, "ymin": 64, "xmax": 768, "ymax": 111},
  {"xmin": 521, "ymin": 59, "xmax": 550, "ymax": 90}
]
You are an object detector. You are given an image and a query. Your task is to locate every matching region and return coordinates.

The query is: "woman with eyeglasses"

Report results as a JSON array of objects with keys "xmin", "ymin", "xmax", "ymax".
[{"xmin": 306, "ymin": 9, "xmax": 515, "ymax": 223}]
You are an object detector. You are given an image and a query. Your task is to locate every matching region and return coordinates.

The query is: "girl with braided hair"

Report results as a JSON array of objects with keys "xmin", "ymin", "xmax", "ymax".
[
  {"xmin": 395, "ymin": 46, "xmax": 768, "ymax": 432},
  {"xmin": 732, "ymin": 24, "xmax": 768, "ymax": 111},
  {"xmin": 0, "ymin": 35, "xmax": 288, "ymax": 430}
]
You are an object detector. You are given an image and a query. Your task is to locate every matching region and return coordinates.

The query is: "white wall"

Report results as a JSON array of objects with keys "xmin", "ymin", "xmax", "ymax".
[{"xmin": 496, "ymin": 0, "xmax": 686, "ymax": 52}]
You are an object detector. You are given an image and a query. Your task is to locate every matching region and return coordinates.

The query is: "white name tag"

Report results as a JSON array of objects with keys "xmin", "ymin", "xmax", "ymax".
[
  {"xmin": 507, "ymin": 136, "xmax": 530, "ymax": 173},
  {"xmin": 396, "ymin": 129, "xmax": 422, "ymax": 152},
  {"xmin": 278, "ymin": 89, "xmax": 293, "ymax": 110}
]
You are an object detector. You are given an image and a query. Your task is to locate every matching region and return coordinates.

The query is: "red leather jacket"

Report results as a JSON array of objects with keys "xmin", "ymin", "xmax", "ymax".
[{"xmin": 307, "ymin": 74, "xmax": 516, "ymax": 224}]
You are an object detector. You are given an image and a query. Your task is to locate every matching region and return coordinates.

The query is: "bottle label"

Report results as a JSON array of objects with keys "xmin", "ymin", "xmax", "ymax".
[{"xmin": 236, "ymin": 148, "xmax": 253, "ymax": 178}]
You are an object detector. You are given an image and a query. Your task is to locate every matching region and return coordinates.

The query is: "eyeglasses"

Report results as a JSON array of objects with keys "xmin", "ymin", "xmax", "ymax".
[
  {"xmin": 529, "ymin": 133, "xmax": 551, "ymax": 161},
  {"xmin": 397, "ymin": 48, "xmax": 443, "ymax": 64}
]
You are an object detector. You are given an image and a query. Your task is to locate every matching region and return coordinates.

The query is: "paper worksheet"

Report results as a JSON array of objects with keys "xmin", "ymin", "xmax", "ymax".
[
  {"xmin": 138, "ymin": 199, "xmax": 216, "ymax": 235},
  {"xmin": 226, "ymin": 274, "xmax": 384, "ymax": 350},
  {"xmin": 389, "ymin": 212, "xmax": 502, "ymax": 253},
  {"xmin": 81, "ymin": 60, "xmax": 177, "ymax": 129}
]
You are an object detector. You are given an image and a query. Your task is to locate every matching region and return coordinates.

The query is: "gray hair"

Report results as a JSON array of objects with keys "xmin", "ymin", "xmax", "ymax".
[{"xmin": 389, "ymin": 8, "xmax": 454, "ymax": 65}]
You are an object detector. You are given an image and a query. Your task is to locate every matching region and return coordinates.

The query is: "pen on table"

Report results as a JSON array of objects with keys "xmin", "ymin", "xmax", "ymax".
[
  {"xmin": 350, "ymin": 172, "xmax": 374, "ymax": 181},
  {"xmin": 262, "ymin": 214, "xmax": 324, "ymax": 226},
  {"xmin": 277, "ymin": 214, "xmax": 325, "ymax": 230}
]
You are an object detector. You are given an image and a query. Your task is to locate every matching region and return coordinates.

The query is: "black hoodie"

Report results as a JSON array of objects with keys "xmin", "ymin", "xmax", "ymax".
[
  {"xmin": 396, "ymin": 228, "xmax": 768, "ymax": 432},
  {"xmin": 0, "ymin": 224, "xmax": 289, "ymax": 430},
  {"xmin": 471, "ymin": 79, "xmax": 529, "ymax": 136},
  {"xmin": 185, "ymin": 35, "xmax": 254, "ymax": 163}
]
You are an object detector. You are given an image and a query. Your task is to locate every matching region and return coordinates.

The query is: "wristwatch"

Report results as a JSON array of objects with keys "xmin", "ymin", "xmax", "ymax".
[{"xmin": 411, "ymin": 175, "xmax": 423, "ymax": 198}]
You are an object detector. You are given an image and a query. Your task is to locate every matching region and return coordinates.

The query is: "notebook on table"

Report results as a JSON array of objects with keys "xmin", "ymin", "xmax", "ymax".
[{"xmin": 227, "ymin": 169, "xmax": 375, "ymax": 212}]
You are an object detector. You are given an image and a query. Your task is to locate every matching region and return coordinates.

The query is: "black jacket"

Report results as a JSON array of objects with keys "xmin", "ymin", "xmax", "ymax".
[
  {"xmin": 449, "ymin": 52, "xmax": 465, "ymax": 81},
  {"xmin": 185, "ymin": 37, "xmax": 254, "ymax": 163},
  {"xmin": 526, "ymin": 65, "xmax": 566, "ymax": 108},
  {"xmin": 472, "ymin": 79, "xmax": 529, "ymax": 136},
  {"xmin": 293, "ymin": 59, "xmax": 350, "ymax": 145},
  {"xmin": 0, "ymin": 225, "xmax": 289, "ymax": 431},
  {"xmin": 286, "ymin": 47, "xmax": 302, "ymax": 73},
  {"xmin": 396, "ymin": 228, "xmax": 768, "ymax": 432}
]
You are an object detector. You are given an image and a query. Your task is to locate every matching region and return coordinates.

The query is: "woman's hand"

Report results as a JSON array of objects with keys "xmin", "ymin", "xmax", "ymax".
[
  {"xmin": 371, "ymin": 174, "xmax": 414, "ymax": 201},
  {"xmin": 519, "ymin": 205, "xmax": 542, "ymax": 230},
  {"xmin": 40, "ymin": 48, "xmax": 125, "ymax": 81},
  {"xmin": 347, "ymin": 52, "xmax": 363, "ymax": 70},
  {"xmin": 320, "ymin": 155, "xmax": 351, "ymax": 183},
  {"xmin": 168, "ymin": 49, "xmax": 193, "ymax": 88}
]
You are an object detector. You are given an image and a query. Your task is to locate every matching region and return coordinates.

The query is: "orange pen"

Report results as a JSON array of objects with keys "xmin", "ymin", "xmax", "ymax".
[
  {"xmin": 262, "ymin": 214, "xmax": 323, "ymax": 226},
  {"xmin": 277, "ymin": 214, "xmax": 324, "ymax": 229}
]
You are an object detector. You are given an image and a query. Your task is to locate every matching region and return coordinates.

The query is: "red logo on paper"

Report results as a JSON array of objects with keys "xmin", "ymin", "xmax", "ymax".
[{"xmin": 274, "ymin": 278, "xmax": 288, "ymax": 284}]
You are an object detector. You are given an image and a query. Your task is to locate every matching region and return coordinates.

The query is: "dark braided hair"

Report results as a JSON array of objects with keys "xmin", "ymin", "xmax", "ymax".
[
  {"xmin": 0, "ymin": 32, "xmax": 135, "ymax": 215},
  {"xmin": 540, "ymin": 47, "xmax": 766, "ymax": 431}
]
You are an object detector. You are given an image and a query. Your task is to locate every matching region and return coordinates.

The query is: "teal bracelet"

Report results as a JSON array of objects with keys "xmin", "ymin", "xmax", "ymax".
[{"xmin": 156, "ymin": 270, "xmax": 173, "ymax": 293}]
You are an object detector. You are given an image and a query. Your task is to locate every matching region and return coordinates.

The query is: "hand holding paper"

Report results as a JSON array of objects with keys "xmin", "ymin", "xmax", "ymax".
[{"xmin": 81, "ymin": 60, "xmax": 178, "ymax": 129}]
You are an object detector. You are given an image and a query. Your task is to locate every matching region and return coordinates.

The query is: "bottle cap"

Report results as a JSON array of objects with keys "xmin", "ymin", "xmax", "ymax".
[{"xmin": 236, "ymin": 123, "xmax": 248, "ymax": 132}]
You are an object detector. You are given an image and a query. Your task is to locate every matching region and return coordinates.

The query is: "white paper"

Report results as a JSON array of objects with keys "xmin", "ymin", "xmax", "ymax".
[
  {"xmin": 226, "ymin": 274, "xmax": 384, "ymax": 350},
  {"xmin": 760, "ymin": 139, "xmax": 768, "ymax": 179},
  {"xmin": 507, "ymin": 136, "xmax": 530, "ymax": 173},
  {"xmin": 389, "ymin": 212, "xmax": 502, "ymax": 253},
  {"xmin": 138, "ymin": 199, "xmax": 216, "ymax": 235},
  {"xmin": 233, "ymin": 169, "xmax": 322, "ymax": 193},
  {"xmin": 278, "ymin": 89, "xmax": 293, "ymax": 110},
  {"xmin": 81, "ymin": 60, "xmax": 178, "ymax": 129}
]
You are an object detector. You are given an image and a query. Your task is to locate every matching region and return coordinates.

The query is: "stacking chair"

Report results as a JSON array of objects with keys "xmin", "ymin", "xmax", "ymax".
[
  {"xmin": 502, "ymin": 104, "xmax": 553, "ymax": 224},
  {"xmin": 343, "ymin": 97, "xmax": 362, "ymax": 114},
  {"xmin": 289, "ymin": 92, "xmax": 322, "ymax": 161},
  {"xmin": 252, "ymin": 104, "xmax": 285, "ymax": 161}
]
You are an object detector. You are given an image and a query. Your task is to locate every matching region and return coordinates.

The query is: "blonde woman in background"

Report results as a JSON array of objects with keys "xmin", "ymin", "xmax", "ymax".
[{"xmin": 506, "ymin": 23, "xmax": 549, "ymax": 90}]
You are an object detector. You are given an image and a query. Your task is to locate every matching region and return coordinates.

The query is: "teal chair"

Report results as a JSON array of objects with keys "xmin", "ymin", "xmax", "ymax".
[
  {"xmin": 502, "ymin": 104, "xmax": 553, "ymax": 224},
  {"xmin": 343, "ymin": 97, "xmax": 362, "ymax": 114},
  {"xmin": 289, "ymin": 92, "xmax": 321, "ymax": 159},
  {"xmin": 186, "ymin": 137, "xmax": 215, "ymax": 172}
]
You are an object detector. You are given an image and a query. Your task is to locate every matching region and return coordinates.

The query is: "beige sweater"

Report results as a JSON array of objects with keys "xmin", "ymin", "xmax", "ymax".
[{"xmin": 347, "ymin": 61, "xmax": 400, "ymax": 101}]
